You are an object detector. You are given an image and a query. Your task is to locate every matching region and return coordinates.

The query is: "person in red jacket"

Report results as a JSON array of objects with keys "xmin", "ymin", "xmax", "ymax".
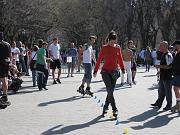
[{"xmin": 93, "ymin": 31, "xmax": 125, "ymax": 118}]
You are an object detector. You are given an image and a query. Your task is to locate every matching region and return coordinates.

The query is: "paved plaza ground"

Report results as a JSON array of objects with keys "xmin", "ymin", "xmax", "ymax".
[{"xmin": 0, "ymin": 67, "xmax": 179, "ymax": 135}]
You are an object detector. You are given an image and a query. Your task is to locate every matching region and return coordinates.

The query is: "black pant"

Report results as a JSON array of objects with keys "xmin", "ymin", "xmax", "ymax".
[
  {"xmin": 101, "ymin": 71, "xmax": 117, "ymax": 111},
  {"xmin": 155, "ymin": 80, "xmax": 172, "ymax": 108}
]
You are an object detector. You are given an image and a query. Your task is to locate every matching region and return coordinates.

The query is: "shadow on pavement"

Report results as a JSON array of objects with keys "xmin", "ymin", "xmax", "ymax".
[
  {"xmin": 38, "ymin": 96, "xmax": 89, "ymax": 107},
  {"xmin": 41, "ymin": 115, "xmax": 111, "ymax": 135},
  {"xmin": 120, "ymin": 108, "xmax": 179, "ymax": 129},
  {"xmin": 143, "ymin": 74, "xmax": 157, "ymax": 77},
  {"xmin": 131, "ymin": 113, "xmax": 179, "ymax": 130}
]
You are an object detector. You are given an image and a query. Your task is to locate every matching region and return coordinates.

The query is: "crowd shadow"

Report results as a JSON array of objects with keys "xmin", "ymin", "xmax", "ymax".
[
  {"xmin": 120, "ymin": 108, "xmax": 179, "ymax": 130},
  {"xmin": 38, "ymin": 96, "xmax": 89, "ymax": 107},
  {"xmin": 41, "ymin": 115, "xmax": 110, "ymax": 135}
]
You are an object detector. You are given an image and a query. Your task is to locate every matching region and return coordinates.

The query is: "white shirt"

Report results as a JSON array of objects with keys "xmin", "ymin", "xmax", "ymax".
[
  {"xmin": 83, "ymin": 44, "xmax": 93, "ymax": 63},
  {"xmin": 31, "ymin": 51, "xmax": 37, "ymax": 60},
  {"xmin": 151, "ymin": 51, "xmax": 157, "ymax": 59},
  {"xmin": 49, "ymin": 43, "xmax": 61, "ymax": 59},
  {"xmin": 11, "ymin": 47, "xmax": 20, "ymax": 61},
  {"xmin": 165, "ymin": 52, "xmax": 173, "ymax": 65}
]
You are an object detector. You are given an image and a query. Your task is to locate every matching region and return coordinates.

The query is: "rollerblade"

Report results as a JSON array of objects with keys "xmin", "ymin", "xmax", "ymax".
[
  {"xmin": 112, "ymin": 109, "xmax": 118, "ymax": 120},
  {"xmin": 85, "ymin": 87, "xmax": 93, "ymax": 97},
  {"xmin": 171, "ymin": 101, "xmax": 180, "ymax": 113},
  {"xmin": 77, "ymin": 85, "xmax": 85, "ymax": 96},
  {"xmin": 101, "ymin": 107, "xmax": 108, "ymax": 117}
]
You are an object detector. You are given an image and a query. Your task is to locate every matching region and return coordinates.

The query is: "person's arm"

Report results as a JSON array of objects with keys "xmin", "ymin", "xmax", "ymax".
[
  {"xmin": 117, "ymin": 48, "xmax": 125, "ymax": 73},
  {"xmin": 93, "ymin": 47, "xmax": 104, "ymax": 76}
]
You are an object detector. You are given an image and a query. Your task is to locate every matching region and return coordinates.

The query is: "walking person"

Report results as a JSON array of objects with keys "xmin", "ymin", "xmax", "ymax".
[
  {"xmin": 49, "ymin": 38, "xmax": 62, "ymax": 84},
  {"xmin": 0, "ymin": 32, "xmax": 11, "ymax": 105},
  {"xmin": 144, "ymin": 46, "xmax": 152, "ymax": 72},
  {"xmin": 30, "ymin": 45, "xmax": 39, "ymax": 87},
  {"xmin": 36, "ymin": 42, "xmax": 49, "ymax": 90},
  {"xmin": 151, "ymin": 41, "xmax": 173, "ymax": 111},
  {"xmin": 77, "ymin": 45, "xmax": 83, "ymax": 72},
  {"xmin": 77, "ymin": 35, "xmax": 97, "ymax": 96},
  {"xmin": 93, "ymin": 31, "xmax": 125, "ymax": 118},
  {"xmin": 19, "ymin": 42, "xmax": 28, "ymax": 75},
  {"xmin": 67, "ymin": 42, "xmax": 77, "ymax": 77},
  {"xmin": 121, "ymin": 40, "xmax": 133, "ymax": 86},
  {"xmin": 171, "ymin": 40, "xmax": 180, "ymax": 112}
]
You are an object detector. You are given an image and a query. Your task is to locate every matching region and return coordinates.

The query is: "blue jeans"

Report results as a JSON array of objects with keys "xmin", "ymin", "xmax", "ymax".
[
  {"xmin": 82, "ymin": 63, "xmax": 92, "ymax": 83},
  {"xmin": 36, "ymin": 64, "xmax": 49, "ymax": 89},
  {"xmin": 19, "ymin": 58, "xmax": 27, "ymax": 73},
  {"xmin": 32, "ymin": 70, "xmax": 36, "ymax": 86}
]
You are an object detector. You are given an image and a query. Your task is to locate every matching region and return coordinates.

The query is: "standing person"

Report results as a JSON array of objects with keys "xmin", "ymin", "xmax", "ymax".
[
  {"xmin": 0, "ymin": 32, "xmax": 11, "ymax": 105},
  {"xmin": 171, "ymin": 40, "xmax": 180, "ymax": 112},
  {"xmin": 151, "ymin": 41, "xmax": 173, "ymax": 111},
  {"xmin": 36, "ymin": 42, "xmax": 49, "ymax": 90},
  {"xmin": 129, "ymin": 40, "xmax": 137, "ymax": 84},
  {"xmin": 30, "ymin": 45, "xmax": 39, "ymax": 87},
  {"xmin": 121, "ymin": 41, "xmax": 133, "ymax": 86},
  {"xmin": 139, "ymin": 48, "xmax": 145, "ymax": 66},
  {"xmin": 77, "ymin": 35, "xmax": 97, "ymax": 96},
  {"xmin": 11, "ymin": 41, "xmax": 20, "ymax": 72},
  {"xmin": 19, "ymin": 42, "xmax": 28, "ymax": 75},
  {"xmin": 77, "ymin": 45, "xmax": 83, "ymax": 72},
  {"xmin": 144, "ymin": 46, "xmax": 152, "ymax": 72},
  {"xmin": 93, "ymin": 31, "xmax": 125, "ymax": 118},
  {"xmin": 151, "ymin": 48, "xmax": 157, "ymax": 67},
  {"xmin": 49, "ymin": 38, "xmax": 62, "ymax": 84},
  {"xmin": 67, "ymin": 42, "xmax": 77, "ymax": 77}
]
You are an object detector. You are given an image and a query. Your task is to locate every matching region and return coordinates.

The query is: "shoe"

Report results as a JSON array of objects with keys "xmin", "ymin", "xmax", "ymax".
[
  {"xmin": 0, "ymin": 96, "xmax": 11, "ymax": 106},
  {"xmin": 85, "ymin": 87, "xmax": 93, "ymax": 97},
  {"xmin": 71, "ymin": 75, "xmax": 74, "ymax": 77},
  {"xmin": 77, "ymin": 85, "xmax": 85, "ymax": 95},
  {"xmin": 67, "ymin": 75, "xmax": 69, "ymax": 77},
  {"xmin": 132, "ymin": 81, "xmax": 136, "ymax": 85},
  {"xmin": 129, "ymin": 83, "xmax": 132, "ymax": 87},
  {"xmin": 43, "ymin": 87, "xmax": 48, "ymax": 90},
  {"xmin": 112, "ymin": 109, "xmax": 118, "ymax": 119},
  {"xmin": 120, "ymin": 83, "xmax": 124, "ymax": 86},
  {"xmin": 56, "ymin": 79, "xmax": 61, "ymax": 84},
  {"xmin": 101, "ymin": 108, "xmax": 108, "ymax": 117},
  {"xmin": 151, "ymin": 103, "xmax": 161, "ymax": 108},
  {"xmin": 171, "ymin": 101, "xmax": 180, "ymax": 112},
  {"xmin": 25, "ymin": 74, "xmax": 30, "ymax": 76},
  {"xmin": 53, "ymin": 80, "xmax": 57, "ymax": 84},
  {"xmin": 163, "ymin": 107, "xmax": 171, "ymax": 111}
]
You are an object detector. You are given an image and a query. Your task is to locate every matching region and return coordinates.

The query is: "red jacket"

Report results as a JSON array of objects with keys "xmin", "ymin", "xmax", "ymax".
[{"xmin": 94, "ymin": 44, "xmax": 124, "ymax": 73}]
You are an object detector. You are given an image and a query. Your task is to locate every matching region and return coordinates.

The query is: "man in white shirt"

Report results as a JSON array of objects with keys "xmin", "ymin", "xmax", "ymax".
[
  {"xmin": 48, "ymin": 38, "xmax": 62, "ymax": 84},
  {"xmin": 77, "ymin": 35, "xmax": 96, "ymax": 96},
  {"xmin": 11, "ymin": 41, "xmax": 20, "ymax": 71}
]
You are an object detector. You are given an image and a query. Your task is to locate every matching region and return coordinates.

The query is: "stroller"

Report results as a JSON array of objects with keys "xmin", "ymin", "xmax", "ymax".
[{"xmin": 8, "ymin": 64, "xmax": 23, "ymax": 93}]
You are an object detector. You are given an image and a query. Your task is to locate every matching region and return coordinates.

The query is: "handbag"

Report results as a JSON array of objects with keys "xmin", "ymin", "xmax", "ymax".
[
  {"xmin": 110, "ymin": 69, "xmax": 120, "ymax": 80},
  {"xmin": 29, "ymin": 52, "xmax": 37, "ymax": 69}
]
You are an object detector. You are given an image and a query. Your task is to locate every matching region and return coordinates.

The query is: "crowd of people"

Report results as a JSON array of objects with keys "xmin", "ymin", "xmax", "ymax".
[{"xmin": 0, "ymin": 30, "xmax": 180, "ymax": 116}]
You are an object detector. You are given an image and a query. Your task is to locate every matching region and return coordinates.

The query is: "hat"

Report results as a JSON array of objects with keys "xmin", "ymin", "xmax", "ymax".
[
  {"xmin": 172, "ymin": 40, "xmax": 180, "ymax": 46},
  {"xmin": 0, "ymin": 32, "xmax": 4, "ymax": 40}
]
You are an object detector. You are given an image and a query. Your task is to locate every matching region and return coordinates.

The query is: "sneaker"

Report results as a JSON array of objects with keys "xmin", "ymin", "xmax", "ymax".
[
  {"xmin": 53, "ymin": 80, "xmax": 57, "ymax": 84},
  {"xmin": 163, "ymin": 106, "xmax": 171, "ymax": 111},
  {"xmin": 43, "ymin": 87, "xmax": 48, "ymax": 90},
  {"xmin": 67, "ymin": 75, "xmax": 70, "ymax": 78},
  {"xmin": 56, "ymin": 79, "xmax": 61, "ymax": 84},
  {"xmin": 151, "ymin": 103, "xmax": 161, "ymax": 108}
]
